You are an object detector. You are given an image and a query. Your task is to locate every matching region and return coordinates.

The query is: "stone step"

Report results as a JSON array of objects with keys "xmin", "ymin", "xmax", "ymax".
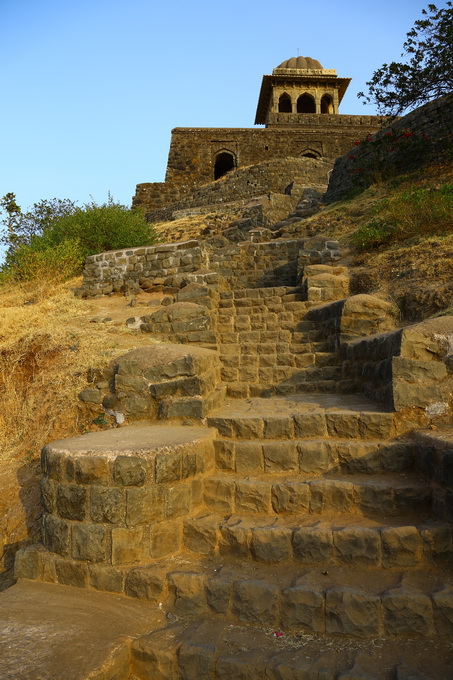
[
  {"xmin": 154, "ymin": 557, "xmax": 453, "ymax": 640},
  {"xmin": 158, "ymin": 385, "xmax": 226, "ymax": 419},
  {"xmin": 130, "ymin": 615, "xmax": 453, "ymax": 679},
  {"xmin": 183, "ymin": 513, "xmax": 453, "ymax": 569},
  {"xmin": 207, "ymin": 398, "xmax": 395, "ymax": 441},
  {"xmin": 202, "ymin": 474, "xmax": 433, "ymax": 519},
  {"xmin": 220, "ymin": 286, "xmax": 300, "ymax": 300},
  {"xmin": 214, "ymin": 438, "xmax": 414, "ymax": 476}
]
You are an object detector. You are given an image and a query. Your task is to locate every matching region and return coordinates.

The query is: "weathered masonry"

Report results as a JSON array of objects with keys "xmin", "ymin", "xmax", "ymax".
[{"xmin": 133, "ymin": 56, "xmax": 385, "ymax": 216}]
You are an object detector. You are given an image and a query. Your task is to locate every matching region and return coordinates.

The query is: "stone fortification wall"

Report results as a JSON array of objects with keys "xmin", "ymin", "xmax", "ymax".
[
  {"xmin": 325, "ymin": 93, "xmax": 453, "ymax": 203},
  {"xmin": 79, "ymin": 235, "xmax": 341, "ymax": 297},
  {"xmin": 136, "ymin": 157, "xmax": 331, "ymax": 222},
  {"xmin": 79, "ymin": 240, "xmax": 207, "ymax": 297},
  {"xmin": 134, "ymin": 116, "xmax": 384, "ymax": 215}
]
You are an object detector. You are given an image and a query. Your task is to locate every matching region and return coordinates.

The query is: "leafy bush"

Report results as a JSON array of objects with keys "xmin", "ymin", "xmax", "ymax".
[
  {"xmin": 351, "ymin": 183, "xmax": 453, "ymax": 251},
  {"xmin": 46, "ymin": 196, "xmax": 157, "ymax": 259},
  {"xmin": 1, "ymin": 193, "xmax": 157, "ymax": 281}
]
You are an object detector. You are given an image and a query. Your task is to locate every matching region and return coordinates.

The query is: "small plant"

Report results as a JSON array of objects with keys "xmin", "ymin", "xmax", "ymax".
[
  {"xmin": 92, "ymin": 414, "xmax": 109, "ymax": 427},
  {"xmin": 350, "ymin": 217, "xmax": 396, "ymax": 251},
  {"xmin": 351, "ymin": 183, "xmax": 453, "ymax": 252}
]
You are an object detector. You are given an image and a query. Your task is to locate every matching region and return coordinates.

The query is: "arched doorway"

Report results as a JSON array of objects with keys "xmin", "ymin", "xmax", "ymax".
[
  {"xmin": 321, "ymin": 94, "xmax": 334, "ymax": 113},
  {"xmin": 278, "ymin": 93, "xmax": 292, "ymax": 112},
  {"xmin": 297, "ymin": 94, "xmax": 316, "ymax": 113},
  {"xmin": 214, "ymin": 151, "xmax": 235, "ymax": 180}
]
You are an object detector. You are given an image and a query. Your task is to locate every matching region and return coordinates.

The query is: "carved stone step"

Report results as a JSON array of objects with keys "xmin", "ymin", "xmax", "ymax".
[
  {"xmin": 131, "ymin": 615, "xmax": 453, "ymax": 680},
  {"xmin": 183, "ymin": 513, "xmax": 452, "ymax": 569},
  {"xmin": 202, "ymin": 474, "xmax": 432, "ymax": 518},
  {"xmin": 214, "ymin": 438, "xmax": 414, "ymax": 476}
]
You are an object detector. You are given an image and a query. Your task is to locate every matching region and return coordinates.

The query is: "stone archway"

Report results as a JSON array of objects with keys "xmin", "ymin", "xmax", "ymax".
[
  {"xmin": 278, "ymin": 93, "xmax": 292, "ymax": 113},
  {"xmin": 214, "ymin": 151, "xmax": 236, "ymax": 180},
  {"xmin": 297, "ymin": 94, "xmax": 316, "ymax": 113}
]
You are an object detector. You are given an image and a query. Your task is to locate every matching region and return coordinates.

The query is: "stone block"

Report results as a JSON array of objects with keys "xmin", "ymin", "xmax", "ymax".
[
  {"xmin": 126, "ymin": 486, "xmax": 164, "ymax": 526},
  {"xmin": 206, "ymin": 577, "xmax": 233, "ymax": 614},
  {"xmin": 40, "ymin": 478, "xmax": 56, "ymax": 513},
  {"xmin": 293, "ymin": 412, "xmax": 327, "ymax": 438},
  {"xmin": 272, "ymin": 482, "xmax": 310, "ymax": 514},
  {"xmin": 132, "ymin": 625, "xmax": 184, "ymax": 680},
  {"xmin": 433, "ymin": 586, "xmax": 453, "ymax": 636},
  {"xmin": 309, "ymin": 480, "xmax": 355, "ymax": 514},
  {"xmin": 113, "ymin": 456, "xmax": 147, "ymax": 486},
  {"xmin": 56, "ymin": 484, "xmax": 87, "ymax": 521},
  {"xmin": 89, "ymin": 564, "xmax": 124, "ymax": 593},
  {"xmin": 358, "ymin": 413, "xmax": 393, "ymax": 440},
  {"xmin": 203, "ymin": 479, "xmax": 234, "ymax": 512},
  {"xmin": 111, "ymin": 526, "xmax": 145, "ymax": 565},
  {"xmin": 166, "ymin": 483, "xmax": 192, "ymax": 518},
  {"xmin": 421, "ymin": 526, "xmax": 453, "ymax": 567},
  {"xmin": 380, "ymin": 526, "xmax": 422, "ymax": 567},
  {"xmin": 149, "ymin": 520, "xmax": 181, "ymax": 558},
  {"xmin": 74, "ymin": 455, "xmax": 110, "ymax": 485},
  {"xmin": 298, "ymin": 441, "xmax": 338, "ymax": 474},
  {"xmin": 292, "ymin": 526, "xmax": 333, "ymax": 564},
  {"xmin": 326, "ymin": 587, "xmax": 381, "ymax": 636},
  {"xmin": 214, "ymin": 439, "xmax": 235, "ymax": 471},
  {"xmin": 55, "ymin": 558, "xmax": 88, "ymax": 588},
  {"xmin": 263, "ymin": 417, "xmax": 293, "ymax": 439},
  {"xmin": 263, "ymin": 442, "xmax": 298, "ymax": 472},
  {"xmin": 326, "ymin": 412, "xmax": 360, "ymax": 439},
  {"xmin": 184, "ymin": 517, "xmax": 218, "ymax": 556},
  {"xmin": 91, "ymin": 486, "xmax": 125, "ymax": 524},
  {"xmin": 235, "ymin": 481, "xmax": 271, "ymax": 514},
  {"xmin": 219, "ymin": 521, "xmax": 251, "ymax": 558},
  {"xmin": 382, "ymin": 587, "xmax": 433, "ymax": 635},
  {"xmin": 155, "ymin": 451, "xmax": 183, "ymax": 483},
  {"xmin": 168, "ymin": 571, "xmax": 207, "ymax": 615},
  {"xmin": 125, "ymin": 567, "xmax": 166, "ymax": 601},
  {"xmin": 250, "ymin": 527, "xmax": 293, "ymax": 562},
  {"xmin": 235, "ymin": 442, "xmax": 263, "ymax": 474},
  {"xmin": 281, "ymin": 586, "xmax": 325, "ymax": 632},
  {"xmin": 232, "ymin": 418, "xmax": 264, "ymax": 439},
  {"xmin": 333, "ymin": 527, "xmax": 381, "ymax": 567},
  {"xmin": 232, "ymin": 580, "xmax": 279, "ymax": 625},
  {"xmin": 72, "ymin": 523, "xmax": 109, "ymax": 562},
  {"xmin": 358, "ymin": 483, "xmax": 394, "ymax": 515}
]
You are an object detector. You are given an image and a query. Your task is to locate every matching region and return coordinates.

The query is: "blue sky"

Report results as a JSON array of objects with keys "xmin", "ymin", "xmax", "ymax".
[{"xmin": 0, "ymin": 0, "xmax": 434, "ymax": 217}]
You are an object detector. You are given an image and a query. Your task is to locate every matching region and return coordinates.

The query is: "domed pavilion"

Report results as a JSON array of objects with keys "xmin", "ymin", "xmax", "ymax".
[{"xmin": 255, "ymin": 56, "xmax": 351, "ymax": 124}]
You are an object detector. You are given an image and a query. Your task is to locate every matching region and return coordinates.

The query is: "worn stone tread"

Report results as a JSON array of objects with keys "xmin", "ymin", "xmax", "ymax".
[
  {"xmin": 130, "ymin": 615, "xmax": 453, "ymax": 680},
  {"xmin": 182, "ymin": 511, "xmax": 452, "ymax": 567}
]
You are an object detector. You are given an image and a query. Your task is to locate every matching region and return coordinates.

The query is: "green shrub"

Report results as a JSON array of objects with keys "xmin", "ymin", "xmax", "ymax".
[
  {"xmin": 12, "ymin": 238, "xmax": 83, "ymax": 282},
  {"xmin": 1, "ymin": 193, "xmax": 157, "ymax": 281},
  {"xmin": 350, "ymin": 217, "xmax": 396, "ymax": 251},
  {"xmin": 47, "ymin": 196, "xmax": 157, "ymax": 259}
]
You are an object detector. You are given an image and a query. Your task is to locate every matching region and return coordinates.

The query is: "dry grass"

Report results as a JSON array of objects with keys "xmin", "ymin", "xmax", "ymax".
[{"xmin": 0, "ymin": 279, "xmax": 126, "ymax": 466}]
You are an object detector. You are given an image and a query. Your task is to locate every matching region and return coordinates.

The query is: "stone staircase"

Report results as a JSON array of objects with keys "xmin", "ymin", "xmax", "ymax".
[
  {"xmin": 217, "ymin": 286, "xmax": 341, "ymax": 398},
  {"xmin": 6, "ymin": 235, "xmax": 453, "ymax": 678}
]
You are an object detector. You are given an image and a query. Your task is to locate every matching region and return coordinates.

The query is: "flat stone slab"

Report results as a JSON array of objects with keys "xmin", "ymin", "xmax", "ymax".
[
  {"xmin": 212, "ymin": 393, "xmax": 389, "ymax": 417},
  {"xmin": 45, "ymin": 423, "xmax": 214, "ymax": 457},
  {"xmin": 0, "ymin": 580, "xmax": 164, "ymax": 680}
]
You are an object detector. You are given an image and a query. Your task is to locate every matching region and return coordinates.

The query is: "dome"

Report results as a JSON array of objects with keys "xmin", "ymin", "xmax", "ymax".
[{"xmin": 276, "ymin": 56, "xmax": 323, "ymax": 70}]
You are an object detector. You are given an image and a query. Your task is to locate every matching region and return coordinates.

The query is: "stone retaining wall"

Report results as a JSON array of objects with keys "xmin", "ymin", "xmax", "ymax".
[{"xmin": 79, "ymin": 240, "xmax": 208, "ymax": 297}]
